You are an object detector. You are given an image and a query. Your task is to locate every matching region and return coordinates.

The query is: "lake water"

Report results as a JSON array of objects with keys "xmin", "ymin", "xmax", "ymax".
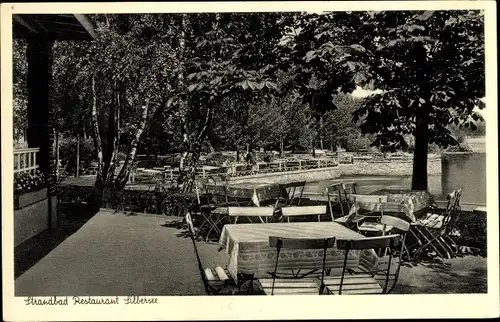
[{"xmin": 305, "ymin": 153, "xmax": 486, "ymax": 206}]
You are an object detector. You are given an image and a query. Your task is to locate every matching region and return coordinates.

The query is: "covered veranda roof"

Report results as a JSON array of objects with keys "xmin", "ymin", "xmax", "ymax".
[{"xmin": 13, "ymin": 14, "xmax": 97, "ymax": 40}]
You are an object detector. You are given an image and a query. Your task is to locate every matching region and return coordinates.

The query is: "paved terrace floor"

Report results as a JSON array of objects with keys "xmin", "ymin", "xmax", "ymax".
[{"xmin": 15, "ymin": 210, "xmax": 487, "ymax": 296}]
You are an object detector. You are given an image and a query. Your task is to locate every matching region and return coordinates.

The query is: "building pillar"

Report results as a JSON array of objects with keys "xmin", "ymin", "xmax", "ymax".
[{"xmin": 26, "ymin": 35, "xmax": 58, "ymax": 227}]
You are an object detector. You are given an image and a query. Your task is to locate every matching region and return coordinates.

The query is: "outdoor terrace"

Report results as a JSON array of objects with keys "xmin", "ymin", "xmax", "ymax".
[{"xmin": 15, "ymin": 209, "xmax": 487, "ymax": 296}]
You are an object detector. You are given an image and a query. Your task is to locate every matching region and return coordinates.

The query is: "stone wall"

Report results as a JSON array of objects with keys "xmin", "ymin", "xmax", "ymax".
[
  {"xmin": 229, "ymin": 155, "xmax": 441, "ymax": 184},
  {"xmin": 230, "ymin": 167, "xmax": 341, "ymax": 184},
  {"xmin": 339, "ymin": 156, "xmax": 442, "ymax": 176}
]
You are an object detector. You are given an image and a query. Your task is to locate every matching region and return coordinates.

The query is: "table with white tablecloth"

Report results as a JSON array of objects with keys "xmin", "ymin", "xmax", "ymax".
[{"xmin": 218, "ymin": 222, "xmax": 378, "ymax": 282}]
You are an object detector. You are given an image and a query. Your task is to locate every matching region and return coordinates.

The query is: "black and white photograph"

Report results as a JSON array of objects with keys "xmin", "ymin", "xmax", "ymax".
[{"xmin": 2, "ymin": 1, "xmax": 498, "ymax": 320}]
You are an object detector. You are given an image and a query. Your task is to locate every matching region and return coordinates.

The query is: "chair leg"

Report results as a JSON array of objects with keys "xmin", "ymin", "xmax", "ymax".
[
  {"xmin": 443, "ymin": 234, "xmax": 459, "ymax": 256},
  {"xmin": 338, "ymin": 190, "xmax": 344, "ymax": 216},
  {"xmin": 422, "ymin": 228, "xmax": 453, "ymax": 260},
  {"xmin": 405, "ymin": 228, "xmax": 424, "ymax": 260},
  {"xmin": 413, "ymin": 226, "xmax": 447, "ymax": 259}
]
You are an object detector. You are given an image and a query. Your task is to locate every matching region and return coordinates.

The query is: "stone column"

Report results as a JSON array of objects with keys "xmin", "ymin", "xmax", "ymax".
[{"xmin": 26, "ymin": 35, "xmax": 58, "ymax": 228}]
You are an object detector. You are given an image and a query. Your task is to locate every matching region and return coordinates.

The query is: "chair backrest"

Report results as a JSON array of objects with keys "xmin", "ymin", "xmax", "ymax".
[
  {"xmin": 268, "ymin": 236, "xmax": 335, "ymax": 295},
  {"xmin": 381, "ymin": 215, "xmax": 410, "ymax": 232},
  {"xmin": 342, "ymin": 182, "xmax": 358, "ymax": 193},
  {"xmin": 325, "ymin": 182, "xmax": 358, "ymax": 218},
  {"xmin": 269, "ymin": 236, "xmax": 335, "ymax": 249},
  {"xmin": 442, "ymin": 188, "xmax": 463, "ymax": 231},
  {"xmin": 281, "ymin": 205, "xmax": 327, "ymax": 217},
  {"xmin": 326, "ymin": 182, "xmax": 358, "ymax": 194},
  {"xmin": 382, "ymin": 202, "xmax": 412, "ymax": 216},
  {"xmin": 349, "ymin": 194, "xmax": 388, "ymax": 216},
  {"xmin": 281, "ymin": 205, "xmax": 327, "ymax": 222},
  {"xmin": 350, "ymin": 194, "xmax": 388, "ymax": 204},
  {"xmin": 336, "ymin": 234, "xmax": 401, "ymax": 250},
  {"xmin": 228, "ymin": 207, "xmax": 274, "ymax": 218},
  {"xmin": 336, "ymin": 234, "xmax": 401, "ymax": 294},
  {"xmin": 325, "ymin": 182, "xmax": 343, "ymax": 193},
  {"xmin": 447, "ymin": 188, "xmax": 462, "ymax": 211},
  {"xmin": 278, "ymin": 181, "xmax": 306, "ymax": 206}
]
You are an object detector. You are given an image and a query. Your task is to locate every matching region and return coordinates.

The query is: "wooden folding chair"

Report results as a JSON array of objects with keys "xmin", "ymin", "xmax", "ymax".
[
  {"xmin": 195, "ymin": 178, "xmax": 234, "ymax": 241},
  {"xmin": 357, "ymin": 202, "xmax": 410, "ymax": 235},
  {"xmin": 353, "ymin": 216, "xmax": 411, "ymax": 291},
  {"xmin": 185, "ymin": 212, "xmax": 255, "ymax": 295},
  {"xmin": 410, "ymin": 189, "xmax": 462, "ymax": 260},
  {"xmin": 228, "ymin": 207, "xmax": 274, "ymax": 224},
  {"xmin": 326, "ymin": 182, "xmax": 358, "ymax": 219},
  {"xmin": 322, "ymin": 234, "xmax": 402, "ymax": 295},
  {"xmin": 281, "ymin": 205, "xmax": 328, "ymax": 223},
  {"xmin": 257, "ymin": 236, "xmax": 335, "ymax": 295},
  {"xmin": 274, "ymin": 181, "xmax": 307, "ymax": 208},
  {"xmin": 334, "ymin": 194, "xmax": 388, "ymax": 231}
]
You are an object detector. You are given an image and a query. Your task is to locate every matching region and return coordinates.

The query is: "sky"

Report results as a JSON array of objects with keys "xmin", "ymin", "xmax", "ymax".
[
  {"xmin": 350, "ymin": 87, "xmax": 486, "ymax": 118},
  {"xmin": 350, "ymin": 86, "xmax": 384, "ymax": 98}
]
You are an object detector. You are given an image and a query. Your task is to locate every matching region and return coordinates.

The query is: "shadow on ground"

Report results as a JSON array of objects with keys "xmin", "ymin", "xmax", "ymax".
[
  {"xmin": 393, "ymin": 255, "xmax": 487, "ymax": 294},
  {"xmin": 14, "ymin": 203, "xmax": 98, "ymax": 278}
]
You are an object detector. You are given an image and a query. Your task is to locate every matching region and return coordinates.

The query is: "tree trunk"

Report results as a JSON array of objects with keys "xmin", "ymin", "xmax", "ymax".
[
  {"xmin": 179, "ymin": 103, "xmax": 214, "ymax": 193},
  {"xmin": 103, "ymin": 79, "xmax": 120, "ymax": 185},
  {"xmin": 90, "ymin": 75, "xmax": 104, "ymax": 190},
  {"xmin": 411, "ymin": 110, "xmax": 429, "ymax": 190},
  {"xmin": 176, "ymin": 13, "xmax": 189, "ymax": 185},
  {"xmin": 114, "ymin": 103, "xmax": 150, "ymax": 189},
  {"xmin": 319, "ymin": 116, "xmax": 324, "ymax": 150},
  {"xmin": 55, "ymin": 130, "xmax": 60, "ymax": 180},
  {"xmin": 280, "ymin": 137, "xmax": 284, "ymax": 156},
  {"xmin": 76, "ymin": 133, "xmax": 80, "ymax": 177}
]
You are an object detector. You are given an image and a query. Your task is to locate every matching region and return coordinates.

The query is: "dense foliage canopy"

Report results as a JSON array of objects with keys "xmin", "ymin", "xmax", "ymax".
[{"xmin": 13, "ymin": 10, "xmax": 485, "ymax": 191}]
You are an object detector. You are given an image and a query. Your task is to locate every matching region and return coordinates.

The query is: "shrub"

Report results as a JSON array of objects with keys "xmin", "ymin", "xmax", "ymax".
[
  {"xmin": 59, "ymin": 136, "xmax": 95, "ymax": 175},
  {"xmin": 453, "ymin": 212, "xmax": 487, "ymax": 252},
  {"xmin": 102, "ymin": 188, "xmax": 196, "ymax": 216},
  {"xmin": 58, "ymin": 184, "xmax": 196, "ymax": 217},
  {"xmin": 14, "ymin": 169, "xmax": 46, "ymax": 195}
]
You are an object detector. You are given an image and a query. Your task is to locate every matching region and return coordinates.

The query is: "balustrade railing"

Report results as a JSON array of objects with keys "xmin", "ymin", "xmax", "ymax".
[{"xmin": 14, "ymin": 148, "xmax": 39, "ymax": 174}]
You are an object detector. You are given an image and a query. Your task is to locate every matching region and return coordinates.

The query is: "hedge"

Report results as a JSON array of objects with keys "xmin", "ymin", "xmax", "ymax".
[
  {"xmin": 452, "ymin": 212, "xmax": 487, "ymax": 253},
  {"xmin": 58, "ymin": 185, "xmax": 196, "ymax": 216}
]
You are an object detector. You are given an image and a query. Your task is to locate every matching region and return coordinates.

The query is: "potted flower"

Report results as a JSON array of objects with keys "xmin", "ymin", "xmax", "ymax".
[{"xmin": 14, "ymin": 170, "xmax": 48, "ymax": 209}]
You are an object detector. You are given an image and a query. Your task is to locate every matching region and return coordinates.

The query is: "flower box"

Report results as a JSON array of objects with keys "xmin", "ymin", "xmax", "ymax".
[{"xmin": 15, "ymin": 188, "xmax": 48, "ymax": 210}]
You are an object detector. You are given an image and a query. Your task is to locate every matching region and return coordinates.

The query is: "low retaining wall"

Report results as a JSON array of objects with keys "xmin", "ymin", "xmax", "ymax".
[
  {"xmin": 338, "ymin": 156, "xmax": 442, "ymax": 176},
  {"xmin": 14, "ymin": 188, "xmax": 58, "ymax": 247},
  {"xmin": 229, "ymin": 156, "xmax": 441, "ymax": 183},
  {"xmin": 230, "ymin": 167, "xmax": 341, "ymax": 184}
]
